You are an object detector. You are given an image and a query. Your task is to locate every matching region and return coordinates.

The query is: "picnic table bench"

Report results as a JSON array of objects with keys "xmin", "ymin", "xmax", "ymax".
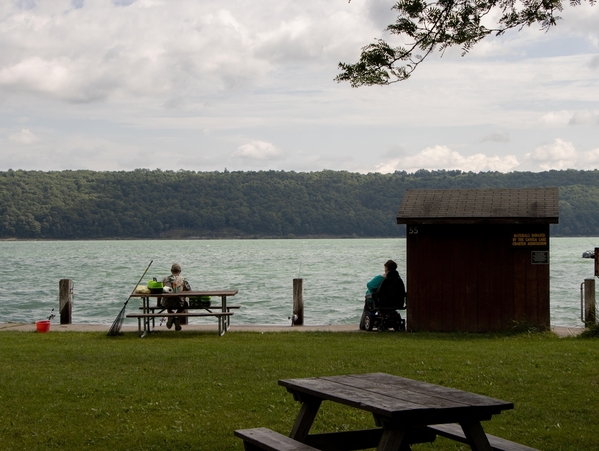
[
  {"xmin": 137, "ymin": 303, "xmax": 241, "ymax": 327},
  {"xmin": 234, "ymin": 428, "xmax": 320, "ymax": 451},
  {"xmin": 126, "ymin": 312, "xmax": 233, "ymax": 337},
  {"xmin": 425, "ymin": 423, "xmax": 541, "ymax": 451},
  {"xmin": 235, "ymin": 373, "xmax": 541, "ymax": 451},
  {"xmin": 128, "ymin": 290, "xmax": 238, "ymax": 337}
]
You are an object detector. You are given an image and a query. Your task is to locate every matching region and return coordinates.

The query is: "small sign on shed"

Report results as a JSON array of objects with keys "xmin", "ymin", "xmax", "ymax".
[{"xmin": 396, "ymin": 187, "xmax": 559, "ymax": 332}]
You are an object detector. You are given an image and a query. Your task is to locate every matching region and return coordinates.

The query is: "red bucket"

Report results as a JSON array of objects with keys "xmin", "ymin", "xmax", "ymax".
[{"xmin": 36, "ymin": 320, "xmax": 51, "ymax": 333}]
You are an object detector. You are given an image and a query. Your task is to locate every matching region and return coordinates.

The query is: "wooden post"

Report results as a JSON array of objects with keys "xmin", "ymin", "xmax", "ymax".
[
  {"xmin": 292, "ymin": 278, "xmax": 304, "ymax": 326},
  {"xmin": 59, "ymin": 279, "xmax": 73, "ymax": 324},
  {"xmin": 584, "ymin": 278, "xmax": 596, "ymax": 326}
]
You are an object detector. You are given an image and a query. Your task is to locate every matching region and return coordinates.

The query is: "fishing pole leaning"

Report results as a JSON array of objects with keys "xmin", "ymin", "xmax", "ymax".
[{"xmin": 107, "ymin": 260, "xmax": 153, "ymax": 336}]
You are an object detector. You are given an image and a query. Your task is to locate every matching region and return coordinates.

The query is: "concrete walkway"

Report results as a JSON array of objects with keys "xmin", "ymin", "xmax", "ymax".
[{"xmin": 0, "ymin": 322, "xmax": 584, "ymax": 337}]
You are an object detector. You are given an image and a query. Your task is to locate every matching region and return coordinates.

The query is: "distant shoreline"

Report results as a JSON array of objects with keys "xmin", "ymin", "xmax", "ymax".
[
  {"xmin": 1, "ymin": 234, "xmax": 593, "ymax": 242},
  {"xmin": 0, "ymin": 235, "xmax": 405, "ymax": 242}
]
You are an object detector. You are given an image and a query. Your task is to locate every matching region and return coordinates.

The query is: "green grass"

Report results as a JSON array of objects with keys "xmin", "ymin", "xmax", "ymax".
[{"xmin": 0, "ymin": 330, "xmax": 597, "ymax": 451}]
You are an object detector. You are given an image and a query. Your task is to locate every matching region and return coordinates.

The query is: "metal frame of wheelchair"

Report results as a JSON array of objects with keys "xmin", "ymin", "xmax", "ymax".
[{"xmin": 360, "ymin": 293, "xmax": 407, "ymax": 332}]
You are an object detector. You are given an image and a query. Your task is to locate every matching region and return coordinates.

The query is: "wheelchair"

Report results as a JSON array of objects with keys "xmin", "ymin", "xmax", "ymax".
[{"xmin": 359, "ymin": 274, "xmax": 406, "ymax": 332}]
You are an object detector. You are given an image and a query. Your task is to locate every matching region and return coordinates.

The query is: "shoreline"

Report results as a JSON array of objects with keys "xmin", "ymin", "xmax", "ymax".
[
  {"xmin": 0, "ymin": 322, "xmax": 584, "ymax": 337},
  {"xmin": 0, "ymin": 235, "xmax": 403, "ymax": 242},
  {"xmin": 1, "ymin": 235, "xmax": 593, "ymax": 242}
]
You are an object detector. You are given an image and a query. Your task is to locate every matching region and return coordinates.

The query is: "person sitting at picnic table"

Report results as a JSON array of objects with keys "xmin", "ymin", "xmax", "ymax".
[
  {"xmin": 360, "ymin": 259, "xmax": 404, "ymax": 329},
  {"xmin": 161, "ymin": 263, "xmax": 191, "ymax": 331}
]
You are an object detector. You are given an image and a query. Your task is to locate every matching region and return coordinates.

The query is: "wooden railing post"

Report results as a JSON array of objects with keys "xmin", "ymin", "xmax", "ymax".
[
  {"xmin": 59, "ymin": 279, "xmax": 73, "ymax": 324},
  {"xmin": 292, "ymin": 278, "xmax": 304, "ymax": 326}
]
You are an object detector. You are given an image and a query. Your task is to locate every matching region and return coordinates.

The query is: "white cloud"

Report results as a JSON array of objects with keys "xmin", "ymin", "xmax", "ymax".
[
  {"xmin": 1, "ymin": 4, "xmax": 261, "ymax": 101},
  {"xmin": 524, "ymin": 138, "xmax": 578, "ymax": 170},
  {"xmin": 376, "ymin": 145, "xmax": 520, "ymax": 173},
  {"xmin": 0, "ymin": 1, "xmax": 381, "ymax": 103},
  {"xmin": 581, "ymin": 147, "xmax": 599, "ymax": 164},
  {"xmin": 539, "ymin": 110, "xmax": 599, "ymax": 127},
  {"xmin": 9, "ymin": 128, "xmax": 39, "ymax": 144},
  {"xmin": 0, "ymin": 56, "xmax": 95, "ymax": 101},
  {"xmin": 539, "ymin": 111, "xmax": 573, "ymax": 127},
  {"xmin": 233, "ymin": 140, "xmax": 282, "ymax": 160}
]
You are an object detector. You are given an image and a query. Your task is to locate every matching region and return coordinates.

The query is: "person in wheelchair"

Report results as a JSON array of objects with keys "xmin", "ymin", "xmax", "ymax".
[{"xmin": 360, "ymin": 259, "xmax": 406, "ymax": 331}]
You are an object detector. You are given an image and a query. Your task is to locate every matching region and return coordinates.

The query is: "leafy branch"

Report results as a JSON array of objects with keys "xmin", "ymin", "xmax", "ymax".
[{"xmin": 336, "ymin": 0, "xmax": 595, "ymax": 86}]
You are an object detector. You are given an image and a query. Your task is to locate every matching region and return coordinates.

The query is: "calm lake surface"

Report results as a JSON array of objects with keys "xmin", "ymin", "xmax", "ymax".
[{"xmin": 1, "ymin": 237, "xmax": 597, "ymax": 328}]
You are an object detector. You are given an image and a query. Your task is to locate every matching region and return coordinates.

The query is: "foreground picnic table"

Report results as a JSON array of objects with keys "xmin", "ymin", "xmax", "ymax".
[
  {"xmin": 128, "ymin": 290, "xmax": 238, "ymax": 337},
  {"xmin": 236, "ymin": 373, "xmax": 539, "ymax": 451}
]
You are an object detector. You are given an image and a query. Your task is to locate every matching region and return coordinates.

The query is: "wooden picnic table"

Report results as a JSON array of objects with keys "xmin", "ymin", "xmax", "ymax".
[
  {"xmin": 278, "ymin": 372, "xmax": 517, "ymax": 451},
  {"xmin": 129, "ymin": 290, "xmax": 238, "ymax": 337}
]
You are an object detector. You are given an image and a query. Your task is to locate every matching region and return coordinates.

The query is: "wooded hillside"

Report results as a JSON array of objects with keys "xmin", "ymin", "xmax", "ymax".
[{"xmin": 1, "ymin": 169, "xmax": 598, "ymax": 239}]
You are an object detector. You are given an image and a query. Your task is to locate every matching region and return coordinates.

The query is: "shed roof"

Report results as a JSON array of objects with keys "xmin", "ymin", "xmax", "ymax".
[{"xmin": 396, "ymin": 187, "xmax": 559, "ymax": 225}]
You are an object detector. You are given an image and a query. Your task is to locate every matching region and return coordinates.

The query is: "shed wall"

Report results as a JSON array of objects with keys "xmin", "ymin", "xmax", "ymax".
[{"xmin": 406, "ymin": 224, "xmax": 550, "ymax": 332}]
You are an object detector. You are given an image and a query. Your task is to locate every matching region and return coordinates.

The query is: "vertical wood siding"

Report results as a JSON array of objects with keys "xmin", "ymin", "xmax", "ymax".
[{"xmin": 406, "ymin": 224, "xmax": 550, "ymax": 332}]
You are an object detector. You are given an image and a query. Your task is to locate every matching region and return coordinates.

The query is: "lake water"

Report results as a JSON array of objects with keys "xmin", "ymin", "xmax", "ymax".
[{"xmin": 1, "ymin": 237, "xmax": 597, "ymax": 328}]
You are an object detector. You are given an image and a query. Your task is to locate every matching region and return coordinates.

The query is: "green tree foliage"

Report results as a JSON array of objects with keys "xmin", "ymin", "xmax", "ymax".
[
  {"xmin": 0, "ymin": 168, "xmax": 598, "ymax": 239},
  {"xmin": 336, "ymin": 0, "xmax": 595, "ymax": 86}
]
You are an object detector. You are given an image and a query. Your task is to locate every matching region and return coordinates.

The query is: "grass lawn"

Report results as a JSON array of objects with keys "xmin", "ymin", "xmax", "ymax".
[{"xmin": 0, "ymin": 330, "xmax": 597, "ymax": 451}]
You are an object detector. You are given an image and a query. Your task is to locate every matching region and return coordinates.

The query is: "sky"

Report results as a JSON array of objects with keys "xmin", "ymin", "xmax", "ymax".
[{"xmin": 1, "ymin": 0, "xmax": 598, "ymax": 174}]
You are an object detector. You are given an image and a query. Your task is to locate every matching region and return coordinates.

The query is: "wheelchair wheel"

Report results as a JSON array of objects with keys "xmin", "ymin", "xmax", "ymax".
[
  {"xmin": 359, "ymin": 310, "xmax": 367, "ymax": 330},
  {"xmin": 364, "ymin": 313, "xmax": 375, "ymax": 331}
]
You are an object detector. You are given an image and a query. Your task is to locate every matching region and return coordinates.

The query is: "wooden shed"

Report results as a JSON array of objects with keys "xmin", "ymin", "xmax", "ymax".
[{"xmin": 396, "ymin": 188, "xmax": 559, "ymax": 332}]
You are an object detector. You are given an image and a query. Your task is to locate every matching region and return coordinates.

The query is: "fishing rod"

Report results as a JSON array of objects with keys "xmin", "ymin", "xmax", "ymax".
[{"xmin": 107, "ymin": 260, "xmax": 153, "ymax": 336}]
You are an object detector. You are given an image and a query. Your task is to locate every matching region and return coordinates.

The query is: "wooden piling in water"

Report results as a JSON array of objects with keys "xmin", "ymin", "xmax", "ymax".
[
  {"xmin": 583, "ymin": 278, "xmax": 596, "ymax": 326},
  {"xmin": 59, "ymin": 279, "xmax": 73, "ymax": 324},
  {"xmin": 292, "ymin": 278, "xmax": 304, "ymax": 326}
]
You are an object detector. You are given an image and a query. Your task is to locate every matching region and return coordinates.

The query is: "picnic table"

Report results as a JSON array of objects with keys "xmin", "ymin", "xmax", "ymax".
[
  {"xmin": 236, "ymin": 372, "xmax": 540, "ymax": 451},
  {"xmin": 128, "ymin": 290, "xmax": 238, "ymax": 337}
]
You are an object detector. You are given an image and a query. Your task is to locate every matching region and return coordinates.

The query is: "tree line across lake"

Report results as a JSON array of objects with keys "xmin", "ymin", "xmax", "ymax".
[{"xmin": 1, "ymin": 168, "xmax": 598, "ymax": 239}]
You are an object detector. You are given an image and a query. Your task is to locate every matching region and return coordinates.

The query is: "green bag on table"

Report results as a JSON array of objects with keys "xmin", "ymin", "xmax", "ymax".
[{"xmin": 189, "ymin": 296, "xmax": 211, "ymax": 307}]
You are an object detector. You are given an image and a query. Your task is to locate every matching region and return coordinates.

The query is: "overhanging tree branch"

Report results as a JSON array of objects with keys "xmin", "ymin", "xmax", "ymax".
[{"xmin": 336, "ymin": 0, "xmax": 595, "ymax": 86}]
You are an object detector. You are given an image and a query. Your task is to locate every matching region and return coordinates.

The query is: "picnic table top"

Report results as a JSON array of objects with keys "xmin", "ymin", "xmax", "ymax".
[{"xmin": 279, "ymin": 372, "xmax": 513, "ymax": 425}]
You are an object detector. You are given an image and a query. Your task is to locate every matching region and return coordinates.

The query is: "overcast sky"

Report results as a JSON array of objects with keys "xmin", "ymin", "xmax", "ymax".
[{"xmin": 1, "ymin": 0, "xmax": 598, "ymax": 174}]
